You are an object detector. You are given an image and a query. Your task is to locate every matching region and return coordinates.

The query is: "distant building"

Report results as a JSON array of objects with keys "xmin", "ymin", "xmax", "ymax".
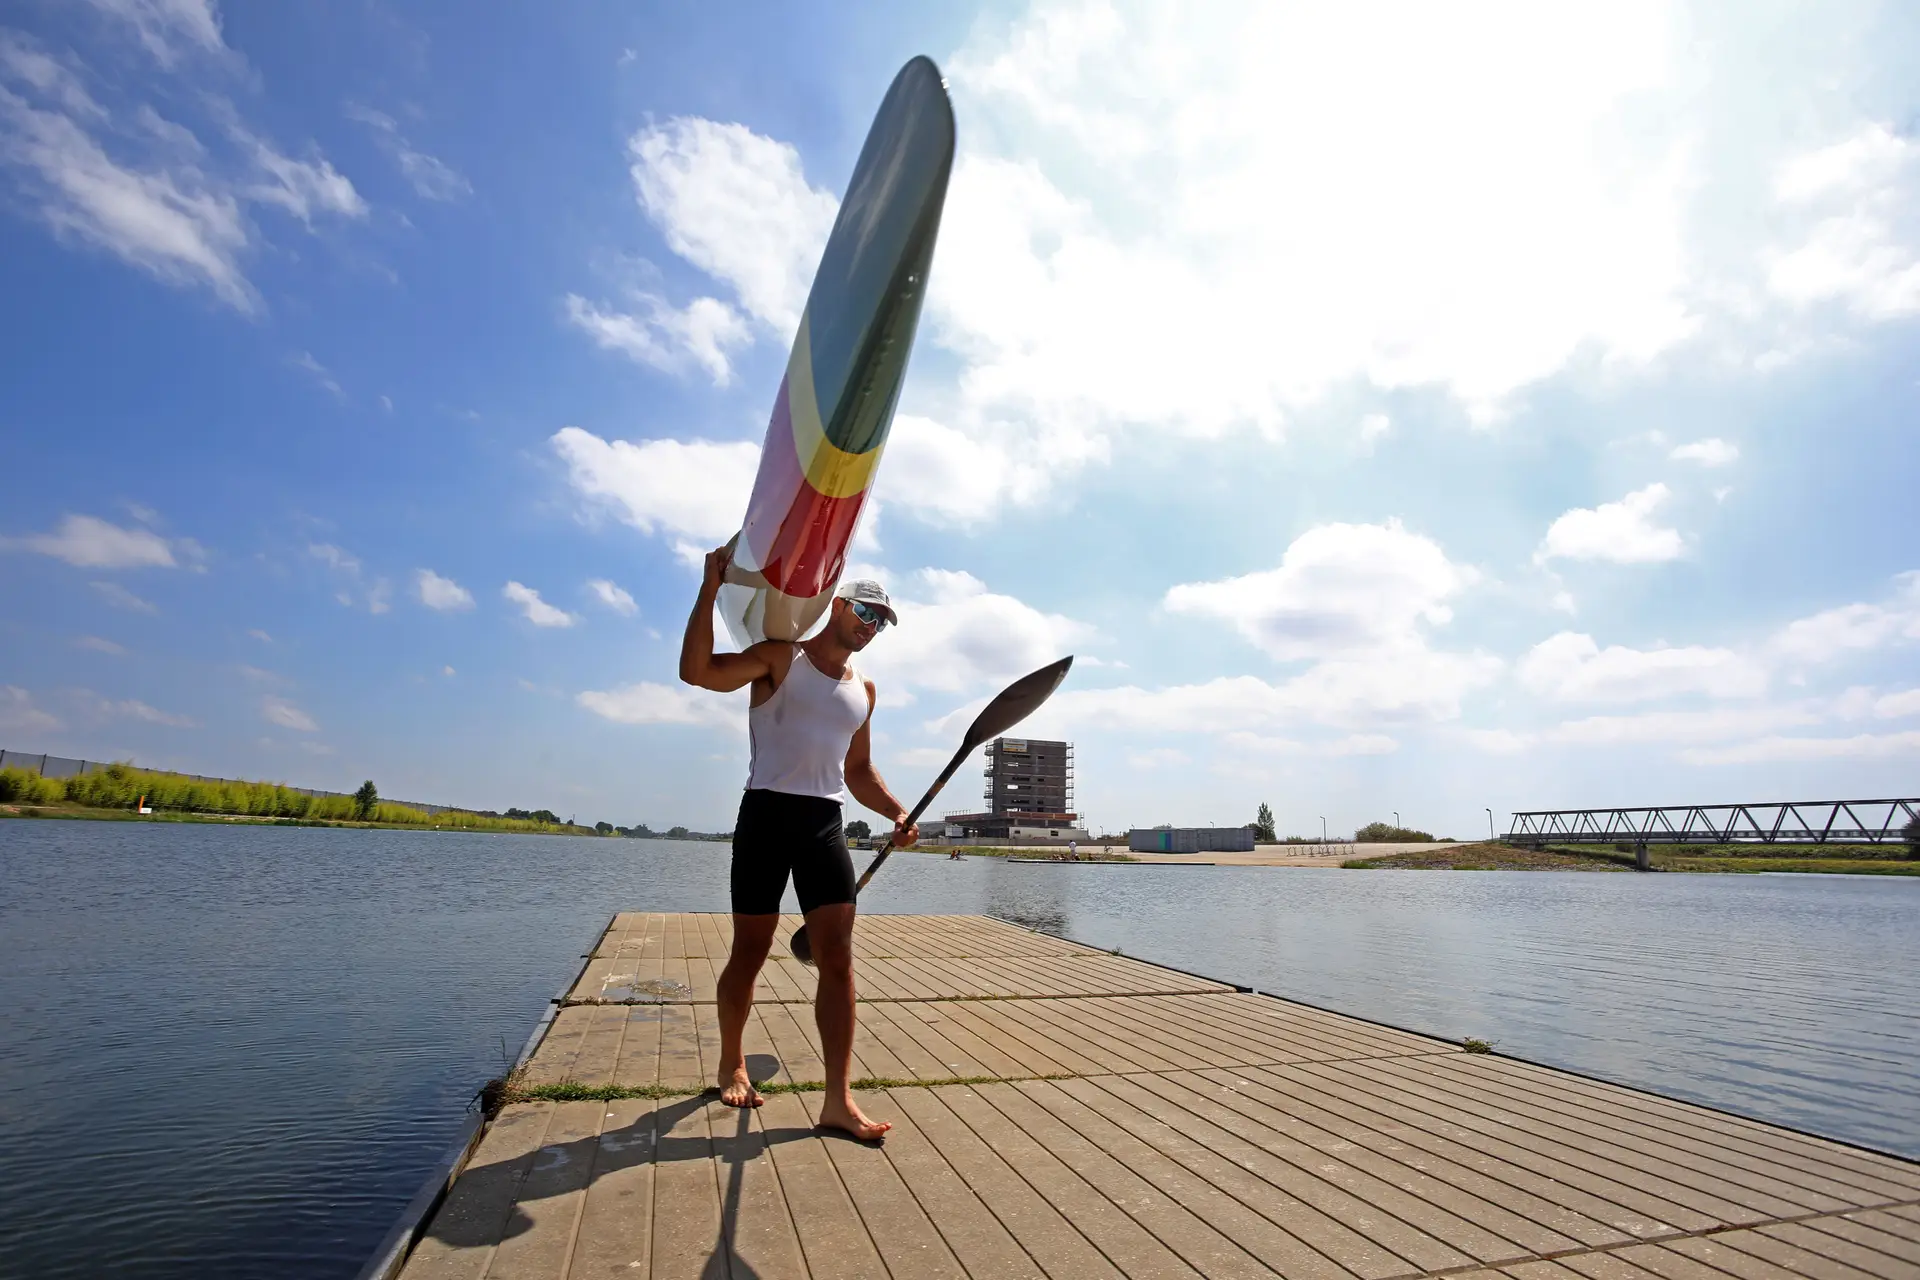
[
  {"xmin": 1128, "ymin": 825, "xmax": 1256, "ymax": 854},
  {"xmin": 941, "ymin": 736, "xmax": 1089, "ymax": 841}
]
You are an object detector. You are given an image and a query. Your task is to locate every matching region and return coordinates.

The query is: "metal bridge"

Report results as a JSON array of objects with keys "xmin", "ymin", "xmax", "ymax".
[{"xmin": 1507, "ymin": 797, "xmax": 1920, "ymax": 847}]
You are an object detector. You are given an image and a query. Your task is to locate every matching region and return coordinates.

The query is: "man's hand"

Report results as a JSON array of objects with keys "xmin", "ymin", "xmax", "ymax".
[
  {"xmin": 891, "ymin": 817, "xmax": 920, "ymax": 848},
  {"xmin": 702, "ymin": 545, "xmax": 731, "ymax": 599}
]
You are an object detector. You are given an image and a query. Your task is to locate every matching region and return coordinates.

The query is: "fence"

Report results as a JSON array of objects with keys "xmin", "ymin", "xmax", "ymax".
[{"xmin": 0, "ymin": 748, "xmax": 450, "ymax": 815}]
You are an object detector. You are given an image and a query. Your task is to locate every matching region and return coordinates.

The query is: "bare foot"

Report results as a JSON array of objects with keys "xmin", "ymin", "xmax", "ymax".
[
  {"xmin": 719, "ymin": 1065, "xmax": 763, "ymax": 1108},
  {"xmin": 817, "ymin": 1095, "xmax": 892, "ymax": 1141}
]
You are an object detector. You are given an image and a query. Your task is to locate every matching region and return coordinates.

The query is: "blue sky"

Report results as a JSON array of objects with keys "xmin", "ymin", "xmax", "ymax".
[{"xmin": 2, "ymin": 0, "xmax": 1917, "ymax": 837}]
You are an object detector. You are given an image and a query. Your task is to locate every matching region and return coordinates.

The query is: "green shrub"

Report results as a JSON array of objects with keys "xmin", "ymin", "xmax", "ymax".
[
  {"xmin": 0, "ymin": 766, "xmax": 64, "ymax": 804},
  {"xmin": 1905, "ymin": 815, "xmax": 1919, "ymax": 859},
  {"xmin": 1, "ymin": 761, "xmax": 575, "ymax": 834},
  {"xmin": 1356, "ymin": 821, "xmax": 1436, "ymax": 843}
]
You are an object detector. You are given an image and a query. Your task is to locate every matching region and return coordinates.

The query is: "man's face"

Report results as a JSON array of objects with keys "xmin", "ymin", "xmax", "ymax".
[{"xmin": 833, "ymin": 597, "xmax": 883, "ymax": 651}]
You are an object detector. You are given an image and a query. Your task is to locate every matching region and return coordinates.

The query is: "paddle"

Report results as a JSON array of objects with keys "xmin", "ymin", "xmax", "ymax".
[{"xmin": 790, "ymin": 655, "xmax": 1074, "ymax": 965}]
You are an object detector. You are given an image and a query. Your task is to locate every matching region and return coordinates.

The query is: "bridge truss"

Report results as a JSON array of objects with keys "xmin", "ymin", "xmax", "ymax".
[{"xmin": 1507, "ymin": 797, "xmax": 1920, "ymax": 846}]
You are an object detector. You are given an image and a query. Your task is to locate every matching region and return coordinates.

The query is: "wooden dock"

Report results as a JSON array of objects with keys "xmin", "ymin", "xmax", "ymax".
[{"xmin": 394, "ymin": 913, "xmax": 1920, "ymax": 1279}]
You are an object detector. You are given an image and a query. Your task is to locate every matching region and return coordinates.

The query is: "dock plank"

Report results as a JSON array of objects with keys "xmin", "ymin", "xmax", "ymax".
[{"xmin": 400, "ymin": 914, "xmax": 1920, "ymax": 1280}]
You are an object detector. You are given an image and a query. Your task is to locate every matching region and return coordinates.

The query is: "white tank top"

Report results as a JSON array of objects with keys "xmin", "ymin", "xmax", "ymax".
[{"xmin": 746, "ymin": 649, "xmax": 871, "ymax": 800}]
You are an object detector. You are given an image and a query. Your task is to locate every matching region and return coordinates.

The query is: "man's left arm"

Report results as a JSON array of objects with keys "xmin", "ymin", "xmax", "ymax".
[{"xmin": 845, "ymin": 681, "xmax": 917, "ymax": 847}]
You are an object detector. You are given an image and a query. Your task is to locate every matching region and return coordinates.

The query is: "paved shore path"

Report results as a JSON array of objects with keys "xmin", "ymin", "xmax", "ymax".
[{"xmin": 396, "ymin": 913, "xmax": 1920, "ymax": 1279}]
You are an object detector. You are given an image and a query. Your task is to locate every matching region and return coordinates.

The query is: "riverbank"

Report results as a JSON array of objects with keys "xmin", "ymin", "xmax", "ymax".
[
  {"xmin": 1346, "ymin": 840, "xmax": 1920, "ymax": 874},
  {"xmin": 907, "ymin": 843, "xmax": 1138, "ymax": 861},
  {"xmin": 0, "ymin": 802, "xmax": 602, "ymax": 836}
]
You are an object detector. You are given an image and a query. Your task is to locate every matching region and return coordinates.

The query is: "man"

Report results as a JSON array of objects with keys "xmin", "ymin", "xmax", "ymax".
[{"xmin": 679, "ymin": 546, "xmax": 916, "ymax": 1141}]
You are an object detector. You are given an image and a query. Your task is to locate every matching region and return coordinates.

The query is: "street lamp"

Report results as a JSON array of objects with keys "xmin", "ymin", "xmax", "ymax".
[
  {"xmin": 1486, "ymin": 808, "xmax": 1495, "ymax": 840},
  {"xmin": 1394, "ymin": 811, "xmax": 1400, "ymax": 828},
  {"xmin": 1320, "ymin": 815, "xmax": 1326, "ymax": 842}
]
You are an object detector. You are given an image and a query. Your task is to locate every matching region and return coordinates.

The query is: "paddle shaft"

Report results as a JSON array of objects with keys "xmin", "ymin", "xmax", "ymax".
[{"xmin": 852, "ymin": 738, "xmax": 972, "ymax": 893}]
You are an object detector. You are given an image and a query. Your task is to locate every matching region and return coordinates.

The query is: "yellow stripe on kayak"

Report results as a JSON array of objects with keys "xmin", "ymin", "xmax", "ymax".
[{"xmin": 787, "ymin": 313, "xmax": 885, "ymax": 499}]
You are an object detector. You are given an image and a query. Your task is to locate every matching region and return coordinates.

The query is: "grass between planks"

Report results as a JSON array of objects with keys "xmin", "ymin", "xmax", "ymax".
[{"xmin": 496, "ymin": 1070, "xmax": 1079, "ymax": 1106}]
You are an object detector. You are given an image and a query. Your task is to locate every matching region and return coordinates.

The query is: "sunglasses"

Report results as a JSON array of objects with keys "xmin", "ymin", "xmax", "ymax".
[{"xmin": 848, "ymin": 600, "xmax": 890, "ymax": 632}]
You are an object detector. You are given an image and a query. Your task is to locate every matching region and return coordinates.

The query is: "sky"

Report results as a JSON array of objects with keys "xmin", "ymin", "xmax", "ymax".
[{"xmin": 2, "ymin": 0, "xmax": 1917, "ymax": 838}]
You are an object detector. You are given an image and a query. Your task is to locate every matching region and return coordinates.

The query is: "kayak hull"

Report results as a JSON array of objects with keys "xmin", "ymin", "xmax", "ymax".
[{"xmin": 720, "ymin": 56, "xmax": 955, "ymax": 646}]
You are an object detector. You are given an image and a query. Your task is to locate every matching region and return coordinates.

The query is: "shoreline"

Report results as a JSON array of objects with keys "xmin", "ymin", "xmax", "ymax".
[{"xmin": 0, "ymin": 803, "xmax": 603, "ymax": 836}]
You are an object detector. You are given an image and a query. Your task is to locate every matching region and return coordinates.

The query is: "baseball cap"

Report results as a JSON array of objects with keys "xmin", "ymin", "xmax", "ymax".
[{"xmin": 834, "ymin": 578, "xmax": 897, "ymax": 625}]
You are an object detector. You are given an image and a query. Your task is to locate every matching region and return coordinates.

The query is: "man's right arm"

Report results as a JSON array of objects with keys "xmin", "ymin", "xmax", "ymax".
[{"xmin": 679, "ymin": 546, "xmax": 775, "ymax": 692}]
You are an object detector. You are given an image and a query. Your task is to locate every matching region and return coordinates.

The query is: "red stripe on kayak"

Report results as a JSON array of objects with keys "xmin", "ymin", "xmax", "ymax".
[{"xmin": 740, "ymin": 377, "xmax": 869, "ymax": 598}]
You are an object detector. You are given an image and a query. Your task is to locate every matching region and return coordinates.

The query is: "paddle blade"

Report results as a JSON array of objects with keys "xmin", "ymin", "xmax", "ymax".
[
  {"xmin": 961, "ymin": 656, "xmax": 1074, "ymax": 751},
  {"xmin": 790, "ymin": 924, "xmax": 813, "ymax": 966}
]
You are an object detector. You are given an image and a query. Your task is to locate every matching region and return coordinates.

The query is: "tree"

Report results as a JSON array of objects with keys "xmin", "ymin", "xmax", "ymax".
[
  {"xmin": 1905, "ymin": 815, "xmax": 1920, "ymax": 859},
  {"xmin": 594, "ymin": 821, "xmax": 614, "ymax": 835},
  {"xmin": 1253, "ymin": 802, "xmax": 1277, "ymax": 843},
  {"xmin": 845, "ymin": 819, "xmax": 872, "ymax": 840},
  {"xmin": 667, "ymin": 825, "xmax": 690, "ymax": 838},
  {"xmin": 353, "ymin": 780, "xmax": 378, "ymax": 820}
]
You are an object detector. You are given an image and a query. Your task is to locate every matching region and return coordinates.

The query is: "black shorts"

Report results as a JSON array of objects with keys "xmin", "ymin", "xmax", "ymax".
[{"xmin": 731, "ymin": 789, "xmax": 857, "ymax": 915}]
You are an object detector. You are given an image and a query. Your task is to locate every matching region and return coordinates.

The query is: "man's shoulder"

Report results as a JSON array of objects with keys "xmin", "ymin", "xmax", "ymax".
[{"xmin": 748, "ymin": 639, "xmax": 798, "ymax": 664}]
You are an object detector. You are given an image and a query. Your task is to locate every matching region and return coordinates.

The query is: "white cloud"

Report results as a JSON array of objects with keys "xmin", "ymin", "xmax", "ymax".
[
  {"xmin": 855, "ymin": 568, "xmax": 1092, "ymax": 705},
  {"xmin": 345, "ymin": 105, "xmax": 470, "ymax": 201},
  {"xmin": 576, "ymin": 681, "xmax": 741, "ymax": 729},
  {"xmin": 1529, "ymin": 704, "xmax": 1821, "ymax": 750},
  {"xmin": 931, "ymin": 0, "xmax": 1698, "ymax": 462},
  {"xmin": 587, "ymin": 578, "xmax": 638, "ymax": 616},
  {"xmin": 246, "ymin": 628, "xmax": 270, "ymax": 642},
  {"xmin": 626, "ymin": 116, "xmax": 837, "ymax": 335},
  {"xmin": 1517, "ymin": 632, "xmax": 1767, "ymax": 703},
  {"xmin": 415, "ymin": 568, "xmax": 474, "ymax": 612},
  {"xmin": 1358, "ymin": 414, "xmax": 1391, "ymax": 453},
  {"xmin": 503, "ymin": 581, "xmax": 576, "ymax": 628},
  {"xmin": 1771, "ymin": 573, "xmax": 1920, "ymax": 663},
  {"xmin": 1669, "ymin": 438, "xmax": 1739, "ymax": 467},
  {"xmin": 566, "ymin": 5, "xmax": 1920, "ymax": 530},
  {"xmin": 1682, "ymin": 730, "xmax": 1920, "ymax": 765},
  {"xmin": 1133, "ymin": 521, "xmax": 1499, "ymax": 732},
  {"xmin": 292, "ymin": 351, "xmax": 343, "ymax": 398},
  {"xmin": 309, "ymin": 542, "xmax": 360, "ymax": 574},
  {"xmin": 1049, "ymin": 647, "xmax": 1500, "ymax": 738},
  {"xmin": 75, "ymin": 635, "xmax": 127, "ymax": 655},
  {"xmin": 1127, "ymin": 747, "xmax": 1189, "ymax": 769},
  {"xmin": 0, "ymin": 686, "xmax": 62, "ymax": 734},
  {"xmin": 550, "ymin": 425, "xmax": 756, "ymax": 558},
  {"xmin": 568, "ymin": 113, "xmax": 836, "ymax": 381},
  {"xmin": 80, "ymin": 0, "xmax": 226, "ymax": 68},
  {"xmin": 564, "ymin": 292, "xmax": 750, "ymax": 384},
  {"xmin": 1224, "ymin": 731, "xmax": 1398, "ymax": 756},
  {"xmin": 442, "ymin": 665, "xmax": 455, "ymax": 677},
  {"xmin": 880, "ymin": 415, "xmax": 1065, "ymax": 527},
  {"xmin": 1874, "ymin": 688, "xmax": 1920, "ymax": 719},
  {"xmin": 91, "ymin": 580, "xmax": 157, "ymax": 613},
  {"xmin": 1535, "ymin": 483, "xmax": 1683, "ymax": 564},
  {"xmin": 9, "ymin": 513, "xmax": 179, "ymax": 568},
  {"xmin": 101, "ymin": 696, "xmax": 195, "ymax": 727},
  {"xmin": 235, "ymin": 127, "xmax": 366, "ymax": 224},
  {"xmin": 0, "ymin": 25, "xmax": 362, "ymax": 313},
  {"xmin": 261, "ymin": 696, "xmax": 318, "ymax": 732},
  {"xmin": 1767, "ymin": 123, "xmax": 1920, "ymax": 320},
  {"xmin": 1165, "ymin": 520, "xmax": 1472, "ymax": 661}
]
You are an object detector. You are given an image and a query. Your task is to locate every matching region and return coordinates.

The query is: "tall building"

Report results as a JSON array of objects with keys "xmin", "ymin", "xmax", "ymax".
[
  {"xmin": 983, "ymin": 737, "xmax": 1073, "ymax": 817},
  {"xmin": 940, "ymin": 737, "xmax": 1086, "ymax": 841}
]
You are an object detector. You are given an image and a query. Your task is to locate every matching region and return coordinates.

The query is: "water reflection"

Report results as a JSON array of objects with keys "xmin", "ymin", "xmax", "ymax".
[{"xmin": 983, "ymin": 865, "xmax": 1069, "ymax": 935}]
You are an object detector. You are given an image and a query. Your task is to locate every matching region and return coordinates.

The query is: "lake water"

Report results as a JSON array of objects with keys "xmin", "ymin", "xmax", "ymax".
[{"xmin": 2, "ymin": 821, "xmax": 1916, "ymax": 1278}]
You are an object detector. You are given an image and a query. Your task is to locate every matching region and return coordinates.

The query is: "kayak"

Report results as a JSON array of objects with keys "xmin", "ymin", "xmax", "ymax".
[{"xmin": 719, "ymin": 56, "xmax": 955, "ymax": 646}]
